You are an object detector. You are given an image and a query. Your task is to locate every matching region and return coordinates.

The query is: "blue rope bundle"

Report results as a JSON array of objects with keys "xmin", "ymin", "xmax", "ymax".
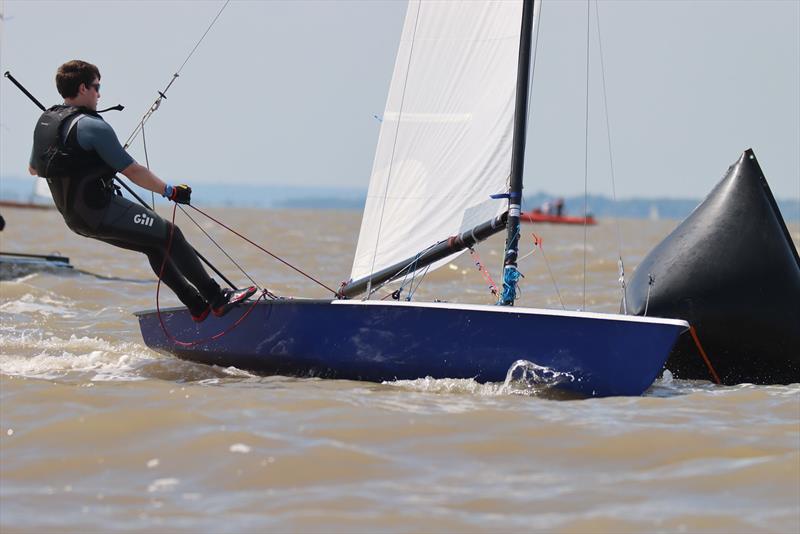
[{"xmin": 498, "ymin": 265, "xmax": 521, "ymax": 305}]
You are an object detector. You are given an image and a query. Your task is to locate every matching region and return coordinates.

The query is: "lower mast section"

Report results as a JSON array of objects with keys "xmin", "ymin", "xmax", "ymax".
[{"xmin": 499, "ymin": 0, "xmax": 535, "ymax": 306}]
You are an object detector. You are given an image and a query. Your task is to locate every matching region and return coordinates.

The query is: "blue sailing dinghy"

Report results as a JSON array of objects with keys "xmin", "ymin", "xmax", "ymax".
[
  {"xmin": 137, "ymin": 300, "xmax": 687, "ymax": 397},
  {"xmin": 136, "ymin": 0, "xmax": 689, "ymax": 397}
]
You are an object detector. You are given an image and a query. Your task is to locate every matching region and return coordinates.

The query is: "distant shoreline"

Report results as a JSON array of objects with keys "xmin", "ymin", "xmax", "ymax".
[{"xmin": 1, "ymin": 176, "xmax": 798, "ymax": 221}]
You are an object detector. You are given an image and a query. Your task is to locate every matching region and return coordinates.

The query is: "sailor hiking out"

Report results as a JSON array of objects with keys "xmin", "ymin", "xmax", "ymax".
[{"xmin": 28, "ymin": 60, "xmax": 255, "ymax": 322}]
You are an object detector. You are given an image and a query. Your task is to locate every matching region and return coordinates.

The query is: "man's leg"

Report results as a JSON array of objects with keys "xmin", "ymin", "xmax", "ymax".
[
  {"xmin": 92, "ymin": 196, "xmax": 223, "ymax": 306},
  {"xmin": 101, "ymin": 236, "xmax": 208, "ymax": 315}
]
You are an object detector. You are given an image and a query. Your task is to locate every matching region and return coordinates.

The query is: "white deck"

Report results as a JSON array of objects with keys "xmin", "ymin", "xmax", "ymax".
[{"xmin": 331, "ymin": 299, "xmax": 690, "ymax": 329}]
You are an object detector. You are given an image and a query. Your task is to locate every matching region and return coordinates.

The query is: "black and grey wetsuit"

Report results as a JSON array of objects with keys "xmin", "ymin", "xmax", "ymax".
[{"xmin": 30, "ymin": 105, "xmax": 220, "ymax": 313}]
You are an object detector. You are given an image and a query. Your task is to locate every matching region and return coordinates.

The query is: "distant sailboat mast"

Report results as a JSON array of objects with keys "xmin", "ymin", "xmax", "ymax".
[{"xmin": 499, "ymin": 0, "xmax": 535, "ymax": 306}]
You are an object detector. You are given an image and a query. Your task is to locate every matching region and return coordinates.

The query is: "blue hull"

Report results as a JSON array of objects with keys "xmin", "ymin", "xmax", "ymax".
[{"xmin": 135, "ymin": 299, "xmax": 688, "ymax": 397}]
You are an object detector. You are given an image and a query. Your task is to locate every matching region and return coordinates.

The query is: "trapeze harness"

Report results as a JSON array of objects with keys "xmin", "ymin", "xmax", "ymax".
[{"xmin": 30, "ymin": 105, "xmax": 118, "ymax": 233}]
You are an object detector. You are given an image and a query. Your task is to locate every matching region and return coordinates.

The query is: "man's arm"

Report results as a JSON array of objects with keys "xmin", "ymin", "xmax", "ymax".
[
  {"xmin": 120, "ymin": 162, "xmax": 168, "ymax": 196},
  {"xmin": 77, "ymin": 117, "xmax": 170, "ymax": 196}
]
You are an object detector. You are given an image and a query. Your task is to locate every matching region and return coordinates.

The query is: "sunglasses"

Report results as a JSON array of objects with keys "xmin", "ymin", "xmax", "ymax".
[{"xmin": 88, "ymin": 82, "xmax": 101, "ymax": 92}]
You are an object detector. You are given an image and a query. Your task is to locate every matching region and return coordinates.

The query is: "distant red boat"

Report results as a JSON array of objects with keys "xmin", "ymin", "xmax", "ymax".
[{"xmin": 521, "ymin": 210, "xmax": 597, "ymax": 225}]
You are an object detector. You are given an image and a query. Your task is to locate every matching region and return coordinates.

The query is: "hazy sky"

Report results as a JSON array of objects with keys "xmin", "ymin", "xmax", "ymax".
[{"xmin": 1, "ymin": 0, "xmax": 798, "ymax": 200}]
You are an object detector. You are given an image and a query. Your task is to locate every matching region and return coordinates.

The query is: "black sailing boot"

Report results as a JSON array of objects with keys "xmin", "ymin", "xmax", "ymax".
[
  {"xmin": 211, "ymin": 286, "xmax": 258, "ymax": 318},
  {"xmin": 187, "ymin": 294, "xmax": 211, "ymax": 323}
]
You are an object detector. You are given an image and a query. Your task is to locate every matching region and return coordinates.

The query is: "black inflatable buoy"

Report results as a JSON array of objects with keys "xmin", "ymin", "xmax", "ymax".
[{"xmin": 627, "ymin": 149, "xmax": 799, "ymax": 385}]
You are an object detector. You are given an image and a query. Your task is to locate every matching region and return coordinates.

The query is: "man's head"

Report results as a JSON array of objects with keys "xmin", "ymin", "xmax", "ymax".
[{"xmin": 56, "ymin": 60, "xmax": 101, "ymax": 110}]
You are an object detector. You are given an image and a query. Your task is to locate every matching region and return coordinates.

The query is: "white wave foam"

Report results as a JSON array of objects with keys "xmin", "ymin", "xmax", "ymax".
[
  {"xmin": 4, "ymin": 273, "xmax": 39, "ymax": 284},
  {"xmin": 385, "ymin": 376, "xmax": 505, "ymax": 396},
  {"xmin": 660, "ymin": 369, "xmax": 674, "ymax": 384},
  {"xmin": 385, "ymin": 360, "xmax": 576, "ymax": 398},
  {"xmin": 0, "ymin": 292, "xmax": 78, "ymax": 318},
  {"xmin": 0, "ymin": 330, "xmax": 156, "ymax": 381},
  {"xmin": 147, "ymin": 478, "xmax": 179, "ymax": 493},
  {"xmin": 502, "ymin": 359, "xmax": 576, "ymax": 393},
  {"xmin": 219, "ymin": 365, "xmax": 257, "ymax": 378},
  {"xmin": 196, "ymin": 366, "xmax": 258, "ymax": 385}
]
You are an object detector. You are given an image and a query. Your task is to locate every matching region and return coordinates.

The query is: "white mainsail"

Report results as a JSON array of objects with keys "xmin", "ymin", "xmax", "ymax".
[{"xmin": 350, "ymin": 0, "xmax": 538, "ymax": 285}]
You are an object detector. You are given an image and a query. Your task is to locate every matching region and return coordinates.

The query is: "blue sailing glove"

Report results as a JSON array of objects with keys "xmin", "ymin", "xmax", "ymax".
[{"xmin": 163, "ymin": 184, "xmax": 192, "ymax": 204}]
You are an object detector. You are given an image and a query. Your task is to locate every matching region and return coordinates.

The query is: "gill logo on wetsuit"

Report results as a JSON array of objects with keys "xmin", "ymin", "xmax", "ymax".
[{"xmin": 133, "ymin": 213, "xmax": 154, "ymax": 227}]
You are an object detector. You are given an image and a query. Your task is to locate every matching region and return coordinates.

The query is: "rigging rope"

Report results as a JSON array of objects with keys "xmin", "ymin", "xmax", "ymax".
[
  {"xmin": 469, "ymin": 247, "xmax": 499, "ymax": 296},
  {"xmin": 582, "ymin": 0, "xmax": 591, "ymax": 311},
  {"xmin": 366, "ymin": 241, "xmax": 438, "ymax": 300},
  {"xmin": 122, "ymin": 0, "xmax": 231, "ymax": 150},
  {"xmin": 188, "ymin": 204, "xmax": 338, "ymax": 296},
  {"xmin": 520, "ymin": 233, "xmax": 565, "ymax": 310},
  {"xmin": 396, "ymin": 252, "xmax": 422, "ymax": 301},
  {"xmin": 594, "ymin": 0, "xmax": 628, "ymax": 313},
  {"xmin": 177, "ymin": 204, "xmax": 262, "ymax": 291},
  {"xmin": 175, "ymin": 0, "xmax": 231, "ymax": 74},
  {"xmin": 689, "ymin": 326, "xmax": 721, "ymax": 385},
  {"xmin": 365, "ymin": 0, "xmax": 423, "ymax": 299},
  {"xmin": 378, "ymin": 248, "xmax": 427, "ymax": 302},
  {"xmin": 407, "ymin": 263, "xmax": 432, "ymax": 301},
  {"xmin": 155, "ymin": 203, "xmax": 267, "ymax": 348},
  {"xmin": 141, "ymin": 123, "xmax": 155, "ymax": 209}
]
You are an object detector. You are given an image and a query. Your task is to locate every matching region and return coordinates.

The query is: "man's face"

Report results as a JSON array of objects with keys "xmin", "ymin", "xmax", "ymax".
[{"xmin": 78, "ymin": 77, "xmax": 100, "ymax": 110}]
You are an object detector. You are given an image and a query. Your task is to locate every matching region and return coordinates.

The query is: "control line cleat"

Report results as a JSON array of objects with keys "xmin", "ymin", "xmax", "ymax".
[{"xmin": 212, "ymin": 286, "xmax": 258, "ymax": 318}]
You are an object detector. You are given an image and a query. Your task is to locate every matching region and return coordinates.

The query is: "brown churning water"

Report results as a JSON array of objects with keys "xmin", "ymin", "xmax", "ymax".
[{"xmin": 1, "ymin": 206, "xmax": 799, "ymax": 533}]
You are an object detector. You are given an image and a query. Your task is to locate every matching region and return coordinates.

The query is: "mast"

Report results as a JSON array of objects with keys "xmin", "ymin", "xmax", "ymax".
[{"xmin": 499, "ymin": 0, "xmax": 535, "ymax": 306}]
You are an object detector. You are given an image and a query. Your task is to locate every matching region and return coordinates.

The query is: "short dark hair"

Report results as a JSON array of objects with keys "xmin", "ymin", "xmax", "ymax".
[{"xmin": 56, "ymin": 60, "xmax": 100, "ymax": 98}]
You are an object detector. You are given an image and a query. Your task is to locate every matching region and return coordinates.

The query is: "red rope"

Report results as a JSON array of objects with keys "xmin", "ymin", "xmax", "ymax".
[
  {"xmin": 469, "ymin": 248, "xmax": 498, "ymax": 296},
  {"xmin": 188, "ymin": 204, "xmax": 338, "ymax": 296},
  {"xmin": 155, "ymin": 203, "xmax": 267, "ymax": 348},
  {"xmin": 689, "ymin": 325, "xmax": 721, "ymax": 385},
  {"xmin": 532, "ymin": 232, "xmax": 543, "ymax": 249}
]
